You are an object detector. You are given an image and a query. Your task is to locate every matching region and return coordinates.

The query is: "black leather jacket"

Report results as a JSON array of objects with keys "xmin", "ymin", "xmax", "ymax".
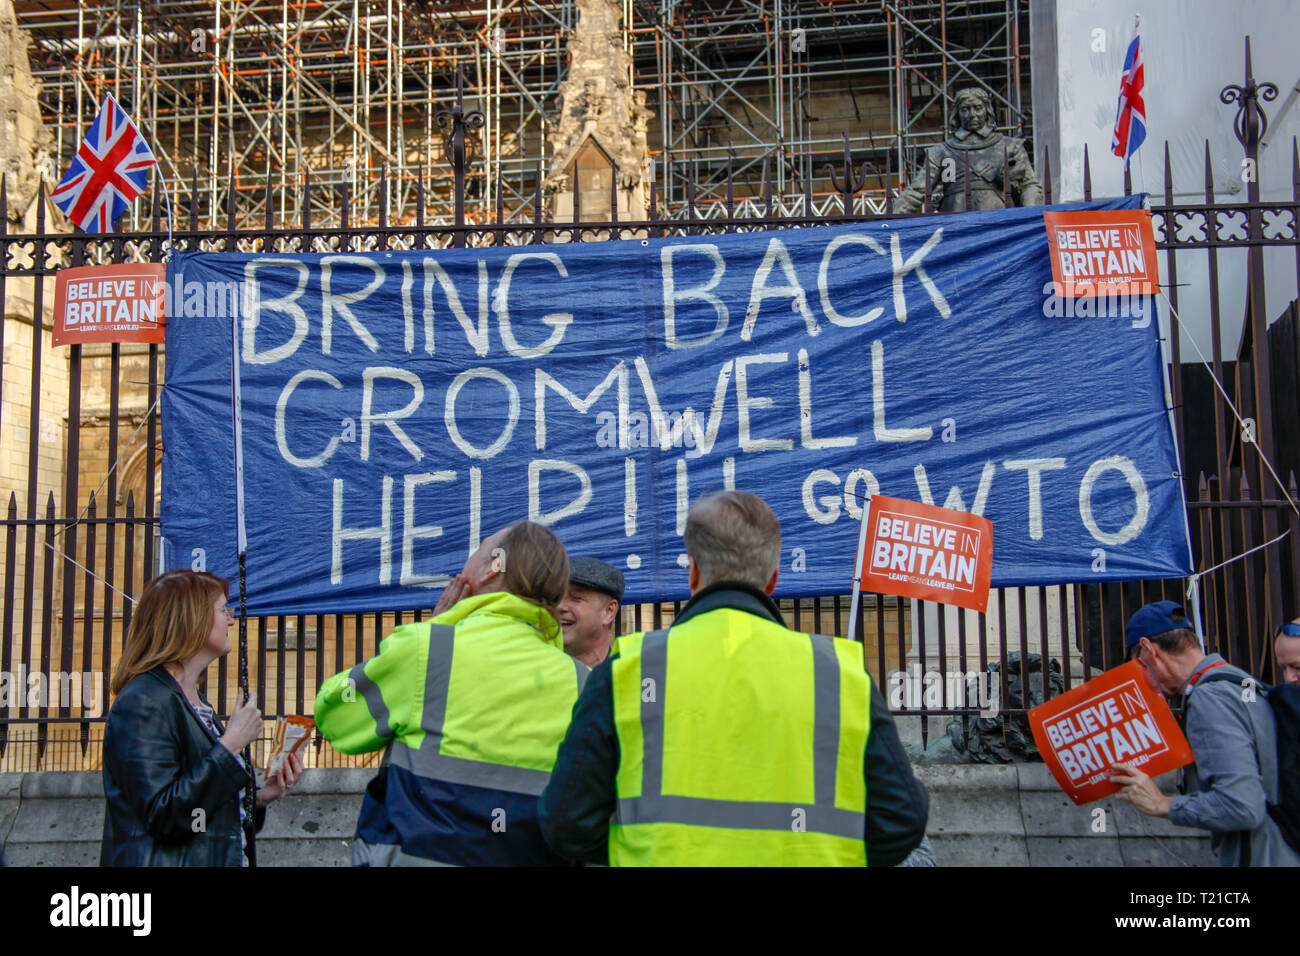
[{"xmin": 101, "ymin": 667, "xmax": 264, "ymax": 866}]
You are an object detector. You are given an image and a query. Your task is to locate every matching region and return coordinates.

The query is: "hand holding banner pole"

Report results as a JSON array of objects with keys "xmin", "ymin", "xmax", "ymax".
[{"xmin": 846, "ymin": 495, "xmax": 872, "ymax": 641}]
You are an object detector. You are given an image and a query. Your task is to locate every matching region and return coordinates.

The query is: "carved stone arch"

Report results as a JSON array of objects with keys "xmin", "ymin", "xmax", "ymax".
[{"xmin": 570, "ymin": 135, "xmax": 616, "ymax": 222}]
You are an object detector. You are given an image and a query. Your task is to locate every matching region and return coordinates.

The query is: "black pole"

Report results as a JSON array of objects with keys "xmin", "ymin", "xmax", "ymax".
[
  {"xmin": 435, "ymin": 69, "xmax": 485, "ymax": 248},
  {"xmin": 239, "ymin": 550, "xmax": 256, "ymax": 866},
  {"xmin": 1221, "ymin": 37, "xmax": 1284, "ymax": 639}
]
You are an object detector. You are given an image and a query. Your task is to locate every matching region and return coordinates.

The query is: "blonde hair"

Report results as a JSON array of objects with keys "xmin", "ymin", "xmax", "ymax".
[{"xmin": 111, "ymin": 570, "xmax": 229, "ymax": 697}]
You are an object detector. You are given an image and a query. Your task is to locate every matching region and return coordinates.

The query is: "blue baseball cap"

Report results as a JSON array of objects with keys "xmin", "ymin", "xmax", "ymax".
[{"xmin": 1125, "ymin": 600, "xmax": 1189, "ymax": 652}]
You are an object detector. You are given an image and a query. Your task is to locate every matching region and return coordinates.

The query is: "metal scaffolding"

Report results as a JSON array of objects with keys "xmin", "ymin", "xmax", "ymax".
[
  {"xmin": 14, "ymin": 0, "xmax": 1031, "ymax": 227},
  {"xmin": 636, "ymin": 0, "xmax": 1031, "ymax": 216}
]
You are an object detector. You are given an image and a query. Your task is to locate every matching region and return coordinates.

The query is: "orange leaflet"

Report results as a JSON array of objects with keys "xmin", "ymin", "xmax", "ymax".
[{"xmin": 265, "ymin": 715, "xmax": 315, "ymax": 780}]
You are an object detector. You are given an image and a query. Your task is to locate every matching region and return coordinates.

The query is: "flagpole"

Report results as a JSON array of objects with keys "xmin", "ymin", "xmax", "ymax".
[
  {"xmin": 1134, "ymin": 14, "xmax": 1148, "ymax": 198},
  {"xmin": 1186, "ymin": 575, "xmax": 1207, "ymax": 654},
  {"xmin": 157, "ymin": 169, "xmax": 175, "ymax": 259},
  {"xmin": 847, "ymin": 495, "xmax": 873, "ymax": 641},
  {"xmin": 1114, "ymin": 14, "xmax": 1146, "ymax": 194},
  {"xmin": 230, "ymin": 306, "xmax": 256, "ymax": 866}
]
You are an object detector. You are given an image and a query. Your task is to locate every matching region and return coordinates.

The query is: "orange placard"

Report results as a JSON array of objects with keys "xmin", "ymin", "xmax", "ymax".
[
  {"xmin": 859, "ymin": 495, "xmax": 993, "ymax": 612},
  {"xmin": 1042, "ymin": 209, "xmax": 1159, "ymax": 297},
  {"xmin": 52, "ymin": 263, "xmax": 166, "ymax": 346},
  {"xmin": 1028, "ymin": 660, "xmax": 1193, "ymax": 805}
]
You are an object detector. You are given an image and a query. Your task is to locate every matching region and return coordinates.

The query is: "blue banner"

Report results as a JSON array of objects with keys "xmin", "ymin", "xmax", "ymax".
[{"xmin": 161, "ymin": 197, "xmax": 1193, "ymax": 614}]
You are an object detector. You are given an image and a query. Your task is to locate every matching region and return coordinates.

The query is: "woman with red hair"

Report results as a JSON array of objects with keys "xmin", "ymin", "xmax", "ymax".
[{"xmin": 101, "ymin": 570, "xmax": 302, "ymax": 866}]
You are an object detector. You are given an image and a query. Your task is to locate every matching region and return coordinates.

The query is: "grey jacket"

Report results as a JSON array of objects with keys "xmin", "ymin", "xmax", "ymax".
[{"xmin": 1169, "ymin": 654, "xmax": 1300, "ymax": 867}]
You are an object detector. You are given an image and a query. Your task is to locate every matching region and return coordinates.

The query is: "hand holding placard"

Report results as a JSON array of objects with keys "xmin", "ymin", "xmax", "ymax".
[
  {"xmin": 1028, "ymin": 660, "xmax": 1192, "ymax": 805},
  {"xmin": 1108, "ymin": 762, "xmax": 1173, "ymax": 817}
]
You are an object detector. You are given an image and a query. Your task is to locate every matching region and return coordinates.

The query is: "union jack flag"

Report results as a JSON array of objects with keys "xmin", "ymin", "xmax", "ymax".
[
  {"xmin": 51, "ymin": 94, "xmax": 157, "ymax": 233},
  {"xmin": 1111, "ymin": 20, "xmax": 1146, "ymax": 167}
]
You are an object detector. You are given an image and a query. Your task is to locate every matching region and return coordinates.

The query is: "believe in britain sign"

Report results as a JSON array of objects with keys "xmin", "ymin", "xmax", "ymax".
[{"xmin": 161, "ymin": 196, "xmax": 1193, "ymax": 615}]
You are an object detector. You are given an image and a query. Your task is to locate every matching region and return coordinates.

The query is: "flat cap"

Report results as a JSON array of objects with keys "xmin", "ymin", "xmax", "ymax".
[{"xmin": 569, "ymin": 556, "xmax": 625, "ymax": 602}]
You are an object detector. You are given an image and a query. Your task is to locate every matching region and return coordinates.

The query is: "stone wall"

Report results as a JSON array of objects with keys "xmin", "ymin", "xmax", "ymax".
[{"xmin": 0, "ymin": 765, "xmax": 1212, "ymax": 867}]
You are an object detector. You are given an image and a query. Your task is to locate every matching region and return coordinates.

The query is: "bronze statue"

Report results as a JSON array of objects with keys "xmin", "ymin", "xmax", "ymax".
[{"xmin": 893, "ymin": 88, "xmax": 1043, "ymax": 214}]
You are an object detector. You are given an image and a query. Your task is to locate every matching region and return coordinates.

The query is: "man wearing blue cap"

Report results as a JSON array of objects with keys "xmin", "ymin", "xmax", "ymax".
[{"xmin": 1109, "ymin": 600, "xmax": 1299, "ymax": 866}]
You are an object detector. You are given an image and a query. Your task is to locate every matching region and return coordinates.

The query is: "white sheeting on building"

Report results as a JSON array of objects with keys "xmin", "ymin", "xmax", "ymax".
[{"xmin": 1032, "ymin": 0, "xmax": 1300, "ymax": 361}]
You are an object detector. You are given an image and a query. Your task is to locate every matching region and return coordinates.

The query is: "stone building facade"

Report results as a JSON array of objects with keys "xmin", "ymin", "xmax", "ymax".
[
  {"xmin": 1, "ymin": 0, "xmax": 70, "ymax": 654},
  {"xmin": 544, "ymin": 0, "xmax": 652, "ymax": 222}
]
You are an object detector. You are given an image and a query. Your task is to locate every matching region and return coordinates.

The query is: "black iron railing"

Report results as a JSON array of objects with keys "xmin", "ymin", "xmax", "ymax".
[{"xmin": 1, "ymin": 50, "xmax": 1297, "ymax": 769}]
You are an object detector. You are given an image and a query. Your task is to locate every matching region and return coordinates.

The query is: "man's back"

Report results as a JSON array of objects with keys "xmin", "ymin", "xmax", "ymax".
[
  {"xmin": 539, "ymin": 580, "xmax": 929, "ymax": 866},
  {"xmin": 611, "ymin": 607, "xmax": 870, "ymax": 865},
  {"xmin": 316, "ymin": 591, "xmax": 587, "ymax": 865}
]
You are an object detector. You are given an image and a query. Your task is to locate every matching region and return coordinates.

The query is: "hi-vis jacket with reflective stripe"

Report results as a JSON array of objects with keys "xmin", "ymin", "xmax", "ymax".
[
  {"xmin": 539, "ymin": 583, "xmax": 930, "ymax": 866},
  {"xmin": 315, "ymin": 592, "xmax": 588, "ymax": 866},
  {"xmin": 609, "ymin": 615, "xmax": 869, "ymax": 865}
]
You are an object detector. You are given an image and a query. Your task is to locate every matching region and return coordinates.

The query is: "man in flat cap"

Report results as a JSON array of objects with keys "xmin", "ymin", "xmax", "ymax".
[{"xmin": 558, "ymin": 557, "xmax": 624, "ymax": 668}]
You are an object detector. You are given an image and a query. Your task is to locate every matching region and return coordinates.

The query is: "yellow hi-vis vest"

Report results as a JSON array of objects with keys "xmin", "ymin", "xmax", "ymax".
[{"xmin": 609, "ymin": 608, "xmax": 871, "ymax": 866}]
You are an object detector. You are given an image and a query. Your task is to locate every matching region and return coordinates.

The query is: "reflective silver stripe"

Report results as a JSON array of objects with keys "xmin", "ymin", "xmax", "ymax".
[
  {"xmin": 400, "ymin": 622, "xmax": 552, "ymax": 796},
  {"xmin": 420, "ymin": 624, "xmax": 457, "ymax": 751},
  {"xmin": 574, "ymin": 656, "xmax": 590, "ymax": 694},
  {"xmin": 350, "ymin": 661, "xmax": 391, "ymax": 740},
  {"xmin": 639, "ymin": 629, "xmax": 670, "ymax": 798},
  {"xmin": 351, "ymin": 835, "xmax": 457, "ymax": 867},
  {"xmin": 390, "ymin": 737, "xmax": 553, "ymax": 796},
  {"xmin": 810, "ymin": 634, "xmax": 840, "ymax": 812},
  {"xmin": 617, "ymin": 795, "xmax": 864, "ymax": 841},
  {"xmin": 622, "ymin": 626, "xmax": 864, "ymax": 841}
]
